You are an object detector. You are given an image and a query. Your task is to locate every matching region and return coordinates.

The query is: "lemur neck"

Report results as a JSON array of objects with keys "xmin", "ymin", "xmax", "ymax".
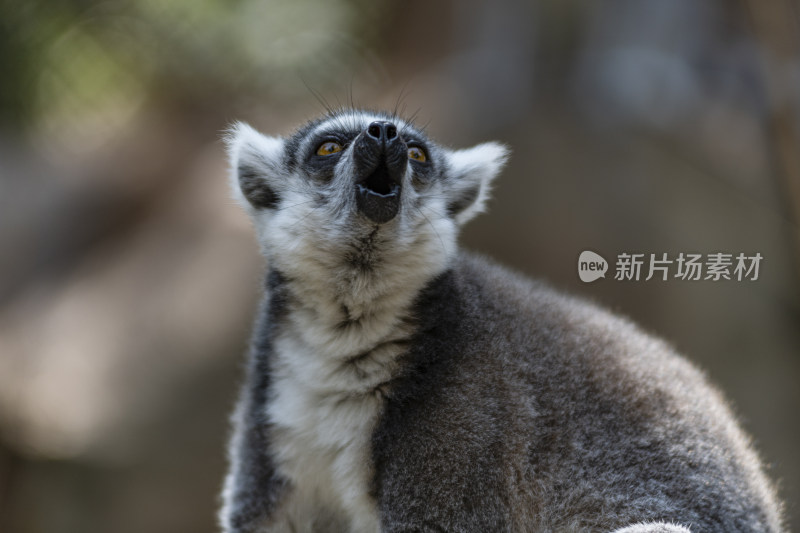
[
  {"xmin": 273, "ymin": 264, "xmax": 424, "ymax": 359},
  {"xmin": 268, "ymin": 242, "xmax": 452, "ymax": 360},
  {"xmin": 265, "ymin": 215, "xmax": 458, "ymax": 360}
]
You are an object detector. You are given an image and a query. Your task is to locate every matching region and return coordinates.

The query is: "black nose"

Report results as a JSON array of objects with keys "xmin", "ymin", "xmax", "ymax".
[{"xmin": 366, "ymin": 121, "xmax": 397, "ymax": 143}]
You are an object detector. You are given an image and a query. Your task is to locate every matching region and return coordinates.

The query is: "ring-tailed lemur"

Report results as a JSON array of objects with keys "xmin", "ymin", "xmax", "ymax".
[{"xmin": 219, "ymin": 108, "xmax": 784, "ymax": 533}]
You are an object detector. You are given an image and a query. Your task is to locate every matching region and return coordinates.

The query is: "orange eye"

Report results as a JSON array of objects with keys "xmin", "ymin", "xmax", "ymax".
[
  {"xmin": 316, "ymin": 141, "xmax": 342, "ymax": 156},
  {"xmin": 408, "ymin": 146, "xmax": 427, "ymax": 162}
]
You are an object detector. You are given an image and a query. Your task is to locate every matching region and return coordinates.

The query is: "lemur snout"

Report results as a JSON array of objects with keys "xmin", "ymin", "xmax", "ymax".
[{"xmin": 354, "ymin": 121, "xmax": 406, "ymax": 224}]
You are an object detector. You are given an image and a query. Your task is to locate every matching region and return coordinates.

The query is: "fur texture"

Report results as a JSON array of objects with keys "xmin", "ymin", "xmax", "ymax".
[{"xmin": 219, "ymin": 108, "xmax": 784, "ymax": 533}]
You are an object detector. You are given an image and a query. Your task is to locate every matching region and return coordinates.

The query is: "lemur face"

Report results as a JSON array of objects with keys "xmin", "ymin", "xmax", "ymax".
[{"xmin": 226, "ymin": 109, "xmax": 507, "ymax": 284}]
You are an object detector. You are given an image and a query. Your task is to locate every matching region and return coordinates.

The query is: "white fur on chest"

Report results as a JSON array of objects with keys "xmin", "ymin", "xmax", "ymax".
[
  {"xmin": 260, "ymin": 183, "xmax": 453, "ymax": 530},
  {"xmin": 267, "ymin": 320, "xmax": 411, "ymax": 532}
]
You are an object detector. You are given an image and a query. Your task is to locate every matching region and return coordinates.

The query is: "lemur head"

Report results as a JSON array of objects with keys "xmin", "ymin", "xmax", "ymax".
[{"xmin": 226, "ymin": 109, "xmax": 507, "ymax": 308}]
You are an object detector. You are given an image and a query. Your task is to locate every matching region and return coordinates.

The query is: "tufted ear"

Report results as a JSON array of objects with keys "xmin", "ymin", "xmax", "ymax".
[
  {"xmin": 224, "ymin": 122, "xmax": 285, "ymax": 213},
  {"xmin": 442, "ymin": 142, "xmax": 509, "ymax": 226}
]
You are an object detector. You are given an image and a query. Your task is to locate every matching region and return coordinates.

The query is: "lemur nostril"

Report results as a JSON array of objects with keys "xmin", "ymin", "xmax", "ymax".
[{"xmin": 367, "ymin": 121, "xmax": 397, "ymax": 142}]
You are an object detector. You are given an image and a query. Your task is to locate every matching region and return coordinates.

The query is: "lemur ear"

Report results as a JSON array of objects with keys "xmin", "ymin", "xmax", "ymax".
[
  {"xmin": 224, "ymin": 122, "xmax": 285, "ymax": 212},
  {"xmin": 443, "ymin": 142, "xmax": 509, "ymax": 226}
]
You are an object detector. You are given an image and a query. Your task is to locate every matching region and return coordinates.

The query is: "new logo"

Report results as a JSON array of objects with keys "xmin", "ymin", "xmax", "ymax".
[{"xmin": 578, "ymin": 251, "xmax": 608, "ymax": 283}]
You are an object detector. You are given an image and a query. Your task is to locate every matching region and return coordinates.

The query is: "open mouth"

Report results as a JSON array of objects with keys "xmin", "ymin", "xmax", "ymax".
[
  {"xmin": 356, "ymin": 162, "xmax": 401, "ymax": 223},
  {"xmin": 360, "ymin": 162, "xmax": 399, "ymax": 197}
]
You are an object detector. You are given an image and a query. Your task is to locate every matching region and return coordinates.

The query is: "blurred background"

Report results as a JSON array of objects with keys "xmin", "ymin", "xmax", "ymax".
[{"xmin": 1, "ymin": 0, "xmax": 798, "ymax": 531}]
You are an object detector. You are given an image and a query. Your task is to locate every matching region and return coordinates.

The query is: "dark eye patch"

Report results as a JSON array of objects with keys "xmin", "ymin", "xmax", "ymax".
[
  {"xmin": 403, "ymin": 138, "xmax": 436, "ymax": 188},
  {"xmin": 400, "ymin": 132, "xmax": 426, "ymax": 146},
  {"xmin": 310, "ymin": 128, "xmax": 360, "ymax": 154},
  {"xmin": 302, "ymin": 129, "xmax": 360, "ymax": 181}
]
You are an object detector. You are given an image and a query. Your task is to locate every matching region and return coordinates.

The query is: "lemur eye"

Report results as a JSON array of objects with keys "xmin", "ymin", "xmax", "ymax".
[
  {"xmin": 316, "ymin": 141, "xmax": 342, "ymax": 156},
  {"xmin": 408, "ymin": 146, "xmax": 427, "ymax": 162}
]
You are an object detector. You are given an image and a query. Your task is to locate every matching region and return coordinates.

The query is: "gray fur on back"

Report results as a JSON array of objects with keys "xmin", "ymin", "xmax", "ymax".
[
  {"xmin": 370, "ymin": 252, "xmax": 783, "ymax": 532},
  {"xmin": 219, "ymin": 109, "xmax": 784, "ymax": 533}
]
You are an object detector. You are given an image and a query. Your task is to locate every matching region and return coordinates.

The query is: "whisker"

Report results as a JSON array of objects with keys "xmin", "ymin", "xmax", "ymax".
[
  {"xmin": 412, "ymin": 204, "xmax": 446, "ymax": 256},
  {"xmin": 287, "ymin": 204, "xmax": 322, "ymax": 229},
  {"xmin": 272, "ymin": 198, "xmax": 321, "ymax": 213},
  {"xmin": 302, "ymin": 78, "xmax": 333, "ymax": 114}
]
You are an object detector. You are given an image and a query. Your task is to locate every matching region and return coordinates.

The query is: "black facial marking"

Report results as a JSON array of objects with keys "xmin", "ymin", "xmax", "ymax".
[
  {"xmin": 409, "ymin": 156, "xmax": 435, "ymax": 189},
  {"xmin": 285, "ymin": 119, "xmax": 322, "ymax": 171},
  {"xmin": 239, "ymin": 163, "xmax": 280, "ymax": 209},
  {"xmin": 447, "ymin": 184, "xmax": 480, "ymax": 217},
  {"xmin": 303, "ymin": 129, "xmax": 360, "ymax": 183},
  {"xmin": 401, "ymin": 134, "xmax": 434, "ymax": 189}
]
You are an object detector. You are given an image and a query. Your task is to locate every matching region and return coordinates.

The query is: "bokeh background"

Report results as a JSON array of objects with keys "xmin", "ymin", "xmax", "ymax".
[{"xmin": 1, "ymin": 0, "xmax": 799, "ymax": 531}]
